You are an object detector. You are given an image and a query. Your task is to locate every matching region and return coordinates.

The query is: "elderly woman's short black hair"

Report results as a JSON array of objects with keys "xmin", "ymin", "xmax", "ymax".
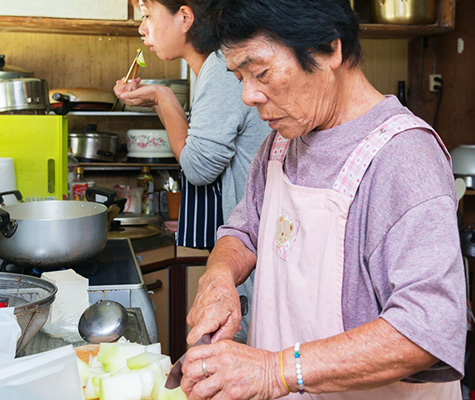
[{"xmin": 194, "ymin": 0, "xmax": 363, "ymax": 71}]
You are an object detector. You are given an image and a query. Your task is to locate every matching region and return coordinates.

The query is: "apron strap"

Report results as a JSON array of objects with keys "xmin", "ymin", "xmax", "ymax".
[
  {"xmin": 269, "ymin": 130, "xmax": 290, "ymax": 162},
  {"xmin": 332, "ymin": 114, "xmax": 451, "ymax": 201}
]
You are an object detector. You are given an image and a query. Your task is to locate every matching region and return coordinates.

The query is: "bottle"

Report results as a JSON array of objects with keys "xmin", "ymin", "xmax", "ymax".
[
  {"xmin": 397, "ymin": 81, "xmax": 407, "ymax": 107},
  {"xmin": 71, "ymin": 166, "xmax": 88, "ymax": 201},
  {"xmin": 67, "ymin": 148, "xmax": 79, "ymax": 200},
  {"xmin": 137, "ymin": 166, "xmax": 154, "ymax": 214}
]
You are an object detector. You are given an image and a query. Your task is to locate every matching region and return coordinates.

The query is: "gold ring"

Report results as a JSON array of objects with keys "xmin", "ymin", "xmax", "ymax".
[{"xmin": 202, "ymin": 358, "xmax": 207, "ymax": 377}]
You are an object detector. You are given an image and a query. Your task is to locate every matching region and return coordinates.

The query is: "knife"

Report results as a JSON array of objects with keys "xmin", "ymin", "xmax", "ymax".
[{"xmin": 165, "ymin": 295, "xmax": 248, "ymax": 389}]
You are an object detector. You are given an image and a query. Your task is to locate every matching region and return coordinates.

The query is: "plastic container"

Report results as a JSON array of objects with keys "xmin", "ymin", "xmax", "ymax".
[
  {"xmin": 0, "ymin": 345, "xmax": 83, "ymax": 400},
  {"xmin": 113, "ymin": 185, "xmax": 143, "ymax": 213}
]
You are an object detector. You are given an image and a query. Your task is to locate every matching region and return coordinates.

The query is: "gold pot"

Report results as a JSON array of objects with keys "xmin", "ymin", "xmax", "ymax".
[{"xmin": 370, "ymin": 0, "xmax": 436, "ymax": 25}]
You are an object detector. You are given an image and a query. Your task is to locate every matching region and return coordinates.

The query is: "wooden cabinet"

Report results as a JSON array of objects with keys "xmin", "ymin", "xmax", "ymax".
[
  {"xmin": 143, "ymin": 268, "xmax": 169, "ymax": 353},
  {"xmin": 0, "ymin": 0, "xmax": 456, "ymax": 38}
]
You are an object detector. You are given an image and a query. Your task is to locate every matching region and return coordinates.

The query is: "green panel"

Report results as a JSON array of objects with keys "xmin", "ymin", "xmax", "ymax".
[{"xmin": 0, "ymin": 115, "xmax": 68, "ymax": 201}]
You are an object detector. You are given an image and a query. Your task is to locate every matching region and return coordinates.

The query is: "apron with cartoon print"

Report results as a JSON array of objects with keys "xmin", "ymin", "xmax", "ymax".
[{"xmin": 248, "ymin": 114, "xmax": 461, "ymax": 399}]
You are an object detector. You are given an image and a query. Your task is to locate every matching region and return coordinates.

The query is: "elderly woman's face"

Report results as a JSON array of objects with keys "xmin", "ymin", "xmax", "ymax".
[{"xmin": 224, "ymin": 35, "xmax": 340, "ymax": 139}]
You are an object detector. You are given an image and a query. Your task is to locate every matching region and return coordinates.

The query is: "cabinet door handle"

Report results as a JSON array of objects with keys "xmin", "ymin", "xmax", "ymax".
[{"xmin": 146, "ymin": 279, "xmax": 163, "ymax": 291}]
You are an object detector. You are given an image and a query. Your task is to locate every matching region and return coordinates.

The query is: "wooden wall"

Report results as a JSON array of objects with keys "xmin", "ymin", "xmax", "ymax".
[
  {"xmin": 0, "ymin": 32, "xmax": 181, "ymax": 90},
  {"xmin": 408, "ymin": 0, "xmax": 475, "ymax": 151}
]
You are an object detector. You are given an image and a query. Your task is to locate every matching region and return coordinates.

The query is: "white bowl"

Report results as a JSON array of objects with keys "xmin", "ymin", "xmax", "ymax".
[{"xmin": 126, "ymin": 129, "xmax": 174, "ymax": 158}]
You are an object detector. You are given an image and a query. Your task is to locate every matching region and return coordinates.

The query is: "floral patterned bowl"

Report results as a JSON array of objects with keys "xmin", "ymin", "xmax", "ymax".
[{"xmin": 126, "ymin": 129, "xmax": 174, "ymax": 158}]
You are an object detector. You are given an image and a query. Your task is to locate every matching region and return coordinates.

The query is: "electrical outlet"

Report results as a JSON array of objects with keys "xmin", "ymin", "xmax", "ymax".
[{"xmin": 429, "ymin": 74, "xmax": 442, "ymax": 92}]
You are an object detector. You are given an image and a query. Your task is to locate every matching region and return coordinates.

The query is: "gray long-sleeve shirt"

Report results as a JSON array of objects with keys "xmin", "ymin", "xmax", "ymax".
[
  {"xmin": 179, "ymin": 52, "xmax": 269, "ymax": 222},
  {"xmin": 218, "ymin": 96, "xmax": 466, "ymax": 381}
]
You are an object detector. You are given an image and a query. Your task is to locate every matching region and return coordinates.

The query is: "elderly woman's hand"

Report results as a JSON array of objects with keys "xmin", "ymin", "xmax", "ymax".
[
  {"xmin": 186, "ymin": 270, "xmax": 244, "ymax": 345},
  {"xmin": 181, "ymin": 340, "xmax": 286, "ymax": 400}
]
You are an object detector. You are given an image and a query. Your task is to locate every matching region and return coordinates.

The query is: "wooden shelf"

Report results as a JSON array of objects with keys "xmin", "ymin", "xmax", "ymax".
[{"xmin": 0, "ymin": 0, "xmax": 456, "ymax": 39}]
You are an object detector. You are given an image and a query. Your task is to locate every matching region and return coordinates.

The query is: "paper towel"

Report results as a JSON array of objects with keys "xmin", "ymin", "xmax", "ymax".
[
  {"xmin": 0, "ymin": 157, "xmax": 17, "ymax": 205},
  {"xmin": 0, "ymin": 308, "xmax": 21, "ymax": 361}
]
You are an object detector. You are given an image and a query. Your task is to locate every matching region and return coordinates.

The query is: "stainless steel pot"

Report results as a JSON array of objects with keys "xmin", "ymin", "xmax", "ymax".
[
  {"xmin": 69, "ymin": 124, "xmax": 118, "ymax": 162},
  {"xmin": 370, "ymin": 0, "xmax": 436, "ymax": 25},
  {"xmin": 0, "ymin": 189, "xmax": 120, "ymax": 268},
  {"xmin": 0, "ymin": 78, "xmax": 49, "ymax": 113}
]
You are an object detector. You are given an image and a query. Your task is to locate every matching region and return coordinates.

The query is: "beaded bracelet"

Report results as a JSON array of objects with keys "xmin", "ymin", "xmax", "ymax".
[{"xmin": 294, "ymin": 342, "xmax": 305, "ymax": 395}]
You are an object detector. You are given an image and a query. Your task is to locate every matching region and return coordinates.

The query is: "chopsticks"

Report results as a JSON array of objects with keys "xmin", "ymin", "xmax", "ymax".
[{"xmin": 111, "ymin": 50, "xmax": 143, "ymax": 111}]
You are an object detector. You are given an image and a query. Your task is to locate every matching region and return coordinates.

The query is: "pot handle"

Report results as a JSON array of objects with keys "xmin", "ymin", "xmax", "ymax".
[
  {"xmin": 86, "ymin": 187, "xmax": 118, "ymax": 207},
  {"xmin": 0, "ymin": 208, "xmax": 17, "ymax": 238},
  {"xmin": 52, "ymin": 92, "xmax": 73, "ymax": 116},
  {"xmin": 0, "ymin": 190, "xmax": 23, "ymax": 206}
]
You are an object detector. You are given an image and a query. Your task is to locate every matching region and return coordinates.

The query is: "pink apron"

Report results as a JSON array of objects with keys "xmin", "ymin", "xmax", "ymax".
[{"xmin": 248, "ymin": 114, "xmax": 461, "ymax": 399}]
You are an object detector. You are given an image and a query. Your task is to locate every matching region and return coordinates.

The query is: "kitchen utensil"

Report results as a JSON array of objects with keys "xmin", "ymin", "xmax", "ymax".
[
  {"xmin": 167, "ymin": 192, "xmax": 181, "ymax": 220},
  {"xmin": 126, "ymin": 129, "xmax": 174, "ymax": 159},
  {"xmin": 0, "ymin": 272, "xmax": 57, "ymax": 354},
  {"xmin": 111, "ymin": 50, "xmax": 143, "ymax": 111},
  {"xmin": 451, "ymin": 145, "xmax": 475, "ymax": 189},
  {"xmin": 78, "ymin": 300, "xmax": 128, "ymax": 344},
  {"xmin": 68, "ymin": 124, "xmax": 119, "ymax": 162},
  {"xmin": 0, "ymin": 78, "xmax": 49, "ymax": 113},
  {"xmin": 50, "ymin": 87, "xmax": 116, "ymax": 114},
  {"xmin": 0, "ymin": 55, "xmax": 33, "ymax": 80},
  {"xmin": 165, "ymin": 295, "xmax": 249, "ymax": 389},
  {"xmin": 370, "ymin": 0, "xmax": 436, "ymax": 25},
  {"xmin": 0, "ymin": 188, "xmax": 121, "ymax": 268}
]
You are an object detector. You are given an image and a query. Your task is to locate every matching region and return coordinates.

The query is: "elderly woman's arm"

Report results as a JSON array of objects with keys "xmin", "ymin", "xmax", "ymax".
[
  {"xmin": 181, "ymin": 318, "xmax": 438, "ymax": 399},
  {"xmin": 186, "ymin": 236, "xmax": 257, "ymax": 345}
]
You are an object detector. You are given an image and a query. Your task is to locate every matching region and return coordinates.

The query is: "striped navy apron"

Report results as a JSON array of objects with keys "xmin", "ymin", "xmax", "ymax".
[{"xmin": 176, "ymin": 108, "xmax": 224, "ymax": 250}]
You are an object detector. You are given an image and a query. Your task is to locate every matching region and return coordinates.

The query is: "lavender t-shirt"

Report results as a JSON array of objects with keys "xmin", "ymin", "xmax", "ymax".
[{"xmin": 218, "ymin": 96, "xmax": 466, "ymax": 381}]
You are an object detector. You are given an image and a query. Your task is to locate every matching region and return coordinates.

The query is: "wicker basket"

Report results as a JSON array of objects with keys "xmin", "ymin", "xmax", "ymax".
[{"xmin": 0, "ymin": 272, "xmax": 57, "ymax": 354}]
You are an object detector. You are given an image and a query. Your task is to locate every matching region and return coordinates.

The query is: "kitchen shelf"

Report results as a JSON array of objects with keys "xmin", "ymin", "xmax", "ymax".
[
  {"xmin": 55, "ymin": 111, "xmax": 158, "ymax": 117},
  {"xmin": 0, "ymin": 0, "xmax": 456, "ymax": 39},
  {"xmin": 79, "ymin": 162, "xmax": 179, "ymax": 172}
]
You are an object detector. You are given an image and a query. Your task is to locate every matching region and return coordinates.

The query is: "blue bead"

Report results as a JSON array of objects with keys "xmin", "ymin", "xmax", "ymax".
[{"xmin": 298, "ymin": 379, "xmax": 303, "ymax": 385}]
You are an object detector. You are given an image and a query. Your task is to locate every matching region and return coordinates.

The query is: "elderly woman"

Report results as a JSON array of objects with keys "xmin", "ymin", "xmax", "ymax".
[{"xmin": 181, "ymin": 0, "xmax": 466, "ymax": 399}]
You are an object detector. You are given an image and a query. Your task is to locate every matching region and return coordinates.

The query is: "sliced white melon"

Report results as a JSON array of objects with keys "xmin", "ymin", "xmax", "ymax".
[
  {"xmin": 127, "ymin": 352, "xmax": 161, "ymax": 370},
  {"xmin": 97, "ymin": 342, "xmax": 147, "ymax": 373},
  {"xmin": 146, "ymin": 343, "xmax": 162, "ymax": 355},
  {"xmin": 77, "ymin": 357, "xmax": 91, "ymax": 387}
]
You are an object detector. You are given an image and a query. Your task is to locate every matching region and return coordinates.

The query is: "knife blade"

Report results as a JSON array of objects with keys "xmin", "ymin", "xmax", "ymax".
[{"xmin": 165, "ymin": 295, "xmax": 248, "ymax": 389}]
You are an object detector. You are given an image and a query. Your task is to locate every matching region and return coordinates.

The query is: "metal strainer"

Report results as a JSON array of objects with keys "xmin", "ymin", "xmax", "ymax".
[{"xmin": 0, "ymin": 272, "xmax": 57, "ymax": 354}]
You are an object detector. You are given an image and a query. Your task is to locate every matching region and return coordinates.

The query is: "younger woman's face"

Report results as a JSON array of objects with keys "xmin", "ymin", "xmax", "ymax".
[{"xmin": 138, "ymin": 1, "xmax": 187, "ymax": 61}]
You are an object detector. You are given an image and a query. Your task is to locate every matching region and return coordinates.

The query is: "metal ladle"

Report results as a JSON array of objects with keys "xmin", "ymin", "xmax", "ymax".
[{"xmin": 78, "ymin": 300, "xmax": 128, "ymax": 344}]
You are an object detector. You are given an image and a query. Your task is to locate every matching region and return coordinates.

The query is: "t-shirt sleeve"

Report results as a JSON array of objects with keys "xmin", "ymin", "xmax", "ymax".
[
  {"xmin": 179, "ymin": 56, "xmax": 249, "ymax": 186},
  {"xmin": 372, "ymin": 195, "xmax": 466, "ymax": 380}
]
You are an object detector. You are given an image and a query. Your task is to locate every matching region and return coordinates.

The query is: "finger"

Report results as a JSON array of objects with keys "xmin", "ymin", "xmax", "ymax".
[{"xmin": 188, "ymin": 374, "xmax": 223, "ymax": 400}]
